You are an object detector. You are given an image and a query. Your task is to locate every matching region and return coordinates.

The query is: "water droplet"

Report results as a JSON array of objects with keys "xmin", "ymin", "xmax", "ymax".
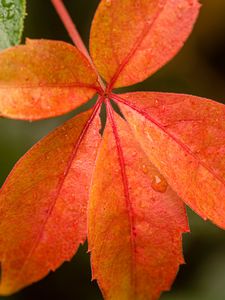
[
  {"xmin": 146, "ymin": 131, "xmax": 154, "ymax": 142},
  {"xmin": 161, "ymin": 105, "xmax": 165, "ymax": 112},
  {"xmin": 105, "ymin": 0, "xmax": 111, "ymax": 7},
  {"xmin": 142, "ymin": 164, "xmax": 148, "ymax": 174},
  {"xmin": 151, "ymin": 174, "xmax": 168, "ymax": 193}
]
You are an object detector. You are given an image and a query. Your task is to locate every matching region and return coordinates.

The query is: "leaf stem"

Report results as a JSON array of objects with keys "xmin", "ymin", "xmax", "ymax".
[
  {"xmin": 51, "ymin": 0, "xmax": 90, "ymax": 59},
  {"xmin": 51, "ymin": 0, "xmax": 106, "ymax": 91}
]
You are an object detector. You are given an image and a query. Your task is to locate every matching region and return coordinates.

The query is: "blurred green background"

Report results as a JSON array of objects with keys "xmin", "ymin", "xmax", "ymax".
[{"xmin": 0, "ymin": 0, "xmax": 225, "ymax": 299}]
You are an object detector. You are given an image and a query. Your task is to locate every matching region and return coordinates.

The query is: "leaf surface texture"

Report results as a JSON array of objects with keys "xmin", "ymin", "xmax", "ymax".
[
  {"xmin": 89, "ymin": 107, "xmax": 188, "ymax": 300},
  {"xmin": 0, "ymin": 108, "xmax": 101, "ymax": 294},
  {"xmin": 117, "ymin": 92, "xmax": 225, "ymax": 229},
  {"xmin": 0, "ymin": 40, "xmax": 99, "ymax": 120},
  {"xmin": 90, "ymin": 0, "xmax": 200, "ymax": 88}
]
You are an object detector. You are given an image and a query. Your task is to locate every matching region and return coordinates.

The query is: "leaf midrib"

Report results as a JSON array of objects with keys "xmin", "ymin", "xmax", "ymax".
[
  {"xmin": 108, "ymin": 105, "xmax": 137, "ymax": 297},
  {"xmin": 10, "ymin": 103, "xmax": 101, "ymax": 286},
  {"xmin": 108, "ymin": 0, "xmax": 167, "ymax": 89},
  {"xmin": 114, "ymin": 94, "xmax": 225, "ymax": 191}
]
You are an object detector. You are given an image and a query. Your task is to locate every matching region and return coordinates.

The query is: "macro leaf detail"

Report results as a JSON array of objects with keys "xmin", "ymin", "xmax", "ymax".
[
  {"xmin": 0, "ymin": 107, "xmax": 101, "ymax": 294},
  {"xmin": 89, "ymin": 105, "xmax": 189, "ymax": 300},
  {"xmin": 1, "ymin": 1, "xmax": 225, "ymax": 300},
  {"xmin": 116, "ymin": 92, "xmax": 225, "ymax": 229},
  {"xmin": 90, "ymin": 0, "xmax": 200, "ymax": 88},
  {"xmin": 0, "ymin": 39, "xmax": 99, "ymax": 120}
]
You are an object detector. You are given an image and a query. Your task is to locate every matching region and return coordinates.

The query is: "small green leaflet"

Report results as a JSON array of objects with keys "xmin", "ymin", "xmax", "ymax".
[{"xmin": 0, "ymin": 0, "xmax": 26, "ymax": 50}]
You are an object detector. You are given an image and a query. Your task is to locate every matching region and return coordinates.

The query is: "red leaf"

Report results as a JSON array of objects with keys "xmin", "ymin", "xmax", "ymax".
[
  {"xmin": 114, "ymin": 92, "xmax": 225, "ymax": 229},
  {"xmin": 0, "ymin": 1, "xmax": 223, "ymax": 299},
  {"xmin": 90, "ymin": 0, "xmax": 200, "ymax": 88},
  {"xmin": 0, "ymin": 39, "xmax": 99, "ymax": 120},
  {"xmin": 0, "ymin": 107, "xmax": 101, "ymax": 295},
  {"xmin": 88, "ymin": 104, "xmax": 189, "ymax": 300}
]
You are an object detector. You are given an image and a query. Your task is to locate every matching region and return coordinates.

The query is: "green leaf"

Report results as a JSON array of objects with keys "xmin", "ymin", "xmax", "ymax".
[{"xmin": 0, "ymin": 0, "xmax": 26, "ymax": 50}]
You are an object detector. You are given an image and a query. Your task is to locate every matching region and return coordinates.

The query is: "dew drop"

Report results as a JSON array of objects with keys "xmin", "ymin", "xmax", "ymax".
[
  {"xmin": 151, "ymin": 174, "xmax": 168, "ymax": 193},
  {"xmin": 105, "ymin": 0, "xmax": 112, "ymax": 7},
  {"xmin": 146, "ymin": 131, "xmax": 154, "ymax": 142},
  {"xmin": 142, "ymin": 164, "xmax": 148, "ymax": 174}
]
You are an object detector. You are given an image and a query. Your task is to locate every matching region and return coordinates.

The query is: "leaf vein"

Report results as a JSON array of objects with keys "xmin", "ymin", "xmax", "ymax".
[
  {"xmin": 11, "ymin": 99, "xmax": 102, "ymax": 285},
  {"xmin": 107, "ymin": 103, "xmax": 137, "ymax": 297}
]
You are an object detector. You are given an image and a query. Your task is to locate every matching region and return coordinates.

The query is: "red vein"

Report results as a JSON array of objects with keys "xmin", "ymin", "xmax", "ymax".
[
  {"xmin": 12, "ymin": 96, "xmax": 104, "ymax": 285},
  {"xmin": 107, "ymin": 0, "xmax": 166, "ymax": 92},
  {"xmin": 107, "ymin": 102, "xmax": 137, "ymax": 296},
  {"xmin": 112, "ymin": 93, "xmax": 225, "ymax": 188}
]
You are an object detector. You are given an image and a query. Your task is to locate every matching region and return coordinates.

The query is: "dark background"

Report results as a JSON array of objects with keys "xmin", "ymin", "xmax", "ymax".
[{"xmin": 1, "ymin": 0, "xmax": 225, "ymax": 299}]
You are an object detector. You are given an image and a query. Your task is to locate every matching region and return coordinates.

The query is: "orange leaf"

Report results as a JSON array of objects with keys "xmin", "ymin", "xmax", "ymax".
[
  {"xmin": 115, "ymin": 92, "xmax": 225, "ymax": 229},
  {"xmin": 0, "ymin": 39, "xmax": 99, "ymax": 120},
  {"xmin": 0, "ymin": 106, "xmax": 101, "ymax": 295},
  {"xmin": 88, "ymin": 105, "xmax": 188, "ymax": 300},
  {"xmin": 90, "ymin": 0, "xmax": 200, "ymax": 88}
]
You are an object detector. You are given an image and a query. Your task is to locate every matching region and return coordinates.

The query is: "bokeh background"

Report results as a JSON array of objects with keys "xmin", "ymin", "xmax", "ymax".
[{"xmin": 0, "ymin": 0, "xmax": 225, "ymax": 299}]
